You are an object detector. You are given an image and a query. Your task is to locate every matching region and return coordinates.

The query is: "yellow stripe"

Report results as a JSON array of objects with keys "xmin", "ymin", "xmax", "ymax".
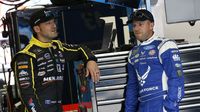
[
  {"xmin": 79, "ymin": 47, "xmax": 89, "ymax": 60},
  {"xmin": 18, "ymin": 44, "xmax": 36, "ymax": 58},
  {"xmin": 52, "ymin": 40, "xmax": 64, "ymax": 51},
  {"xmin": 63, "ymin": 47, "xmax": 78, "ymax": 51},
  {"xmin": 30, "ymin": 58, "xmax": 41, "ymax": 106},
  {"xmin": 63, "ymin": 47, "xmax": 89, "ymax": 60}
]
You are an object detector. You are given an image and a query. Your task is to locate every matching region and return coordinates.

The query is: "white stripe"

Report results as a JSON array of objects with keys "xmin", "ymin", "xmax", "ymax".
[
  {"xmin": 158, "ymin": 41, "xmax": 177, "ymax": 64},
  {"xmin": 162, "ymin": 71, "xmax": 168, "ymax": 91},
  {"xmin": 128, "ymin": 50, "xmax": 132, "ymax": 64},
  {"xmin": 159, "ymin": 41, "xmax": 177, "ymax": 56}
]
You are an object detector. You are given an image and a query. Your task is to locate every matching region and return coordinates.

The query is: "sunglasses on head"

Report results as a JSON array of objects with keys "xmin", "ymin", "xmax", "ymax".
[
  {"xmin": 130, "ymin": 11, "xmax": 150, "ymax": 20},
  {"xmin": 44, "ymin": 10, "xmax": 54, "ymax": 18}
]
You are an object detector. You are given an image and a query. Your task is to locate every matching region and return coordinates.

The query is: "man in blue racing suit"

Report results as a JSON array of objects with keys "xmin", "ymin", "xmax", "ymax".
[{"xmin": 125, "ymin": 9, "xmax": 184, "ymax": 112}]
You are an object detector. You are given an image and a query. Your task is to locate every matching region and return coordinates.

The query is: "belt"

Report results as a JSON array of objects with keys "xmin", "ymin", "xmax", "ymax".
[{"xmin": 138, "ymin": 90, "xmax": 167, "ymax": 102}]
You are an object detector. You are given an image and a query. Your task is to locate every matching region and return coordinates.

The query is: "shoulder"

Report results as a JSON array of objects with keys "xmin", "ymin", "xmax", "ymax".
[
  {"xmin": 18, "ymin": 43, "xmax": 37, "ymax": 58},
  {"xmin": 157, "ymin": 37, "xmax": 178, "ymax": 55},
  {"xmin": 11, "ymin": 51, "xmax": 34, "ymax": 70},
  {"xmin": 128, "ymin": 46, "xmax": 139, "ymax": 59},
  {"xmin": 157, "ymin": 37, "xmax": 177, "ymax": 50}
]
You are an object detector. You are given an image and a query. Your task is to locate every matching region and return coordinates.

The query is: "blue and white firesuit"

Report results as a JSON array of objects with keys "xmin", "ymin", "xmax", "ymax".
[{"xmin": 125, "ymin": 34, "xmax": 184, "ymax": 112}]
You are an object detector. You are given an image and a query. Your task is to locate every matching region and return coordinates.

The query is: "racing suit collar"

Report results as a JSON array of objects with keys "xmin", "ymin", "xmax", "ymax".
[
  {"xmin": 30, "ymin": 36, "xmax": 53, "ymax": 48},
  {"xmin": 140, "ymin": 33, "xmax": 158, "ymax": 45}
]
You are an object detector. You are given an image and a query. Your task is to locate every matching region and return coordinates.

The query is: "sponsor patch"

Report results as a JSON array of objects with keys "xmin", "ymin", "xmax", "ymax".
[
  {"xmin": 47, "ymin": 59, "xmax": 53, "ymax": 63},
  {"xmin": 60, "ymin": 59, "xmax": 65, "ymax": 63},
  {"xmin": 38, "ymin": 62, "xmax": 46, "ymax": 67},
  {"xmin": 39, "ymin": 67, "xmax": 45, "ymax": 70},
  {"xmin": 132, "ymin": 48, "xmax": 139, "ymax": 55},
  {"xmin": 17, "ymin": 61, "xmax": 28, "ymax": 65},
  {"xmin": 44, "ymin": 53, "xmax": 51, "ymax": 59},
  {"xmin": 172, "ymin": 54, "xmax": 181, "ymax": 61},
  {"xmin": 19, "ymin": 77, "xmax": 30, "ymax": 81},
  {"xmin": 18, "ymin": 65, "xmax": 28, "ymax": 69},
  {"xmin": 20, "ymin": 81, "xmax": 30, "ymax": 88},
  {"xmin": 134, "ymin": 59, "xmax": 139, "ymax": 63},
  {"xmin": 45, "ymin": 100, "xmax": 61, "ymax": 105},
  {"xmin": 19, "ymin": 70, "xmax": 29, "ymax": 77},
  {"xmin": 47, "ymin": 64, "xmax": 54, "ymax": 68},
  {"xmin": 37, "ymin": 57, "xmax": 44, "ymax": 62},
  {"xmin": 47, "ymin": 68, "xmax": 54, "ymax": 72},
  {"xmin": 148, "ymin": 50, "xmax": 156, "ymax": 56},
  {"xmin": 175, "ymin": 63, "xmax": 181, "ymax": 68},
  {"xmin": 143, "ymin": 45, "xmax": 155, "ymax": 50},
  {"xmin": 177, "ymin": 70, "xmax": 182, "ymax": 77},
  {"xmin": 139, "ymin": 86, "xmax": 159, "ymax": 94},
  {"xmin": 43, "ymin": 76, "xmax": 63, "ymax": 81},
  {"xmin": 171, "ymin": 50, "xmax": 179, "ymax": 53},
  {"xmin": 134, "ymin": 54, "xmax": 139, "ymax": 58},
  {"xmin": 38, "ymin": 71, "xmax": 46, "ymax": 76}
]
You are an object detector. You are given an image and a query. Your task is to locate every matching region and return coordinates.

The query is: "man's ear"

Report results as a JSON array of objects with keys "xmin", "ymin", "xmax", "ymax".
[
  {"xmin": 33, "ymin": 26, "xmax": 40, "ymax": 33},
  {"xmin": 150, "ymin": 22, "xmax": 154, "ymax": 29}
]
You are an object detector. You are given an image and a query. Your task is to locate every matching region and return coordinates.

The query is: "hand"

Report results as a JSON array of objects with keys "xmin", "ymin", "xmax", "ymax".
[{"xmin": 86, "ymin": 60, "xmax": 100, "ymax": 83}]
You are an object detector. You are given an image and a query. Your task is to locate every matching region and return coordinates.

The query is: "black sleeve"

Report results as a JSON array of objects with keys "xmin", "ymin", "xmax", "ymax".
[
  {"xmin": 62, "ymin": 43, "xmax": 97, "ymax": 62},
  {"xmin": 11, "ymin": 54, "xmax": 44, "ymax": 112}
]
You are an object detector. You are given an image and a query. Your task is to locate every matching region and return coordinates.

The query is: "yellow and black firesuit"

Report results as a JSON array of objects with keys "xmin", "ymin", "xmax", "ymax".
[{"xmin": 11, "ymin": 37, "xmax": 97, "ymax": 112}]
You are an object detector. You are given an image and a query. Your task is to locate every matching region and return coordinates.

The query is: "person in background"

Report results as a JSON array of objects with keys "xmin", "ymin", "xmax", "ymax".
[
  {"xmin": 125, "ymin": 9, "xmax": 184, "ymax": 112},
  {"xmin": 11, "ymin": 9, "xmax": 100, "ymax": 112}
]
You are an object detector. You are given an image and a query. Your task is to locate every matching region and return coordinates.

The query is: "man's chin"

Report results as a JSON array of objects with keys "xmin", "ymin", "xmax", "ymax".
[{"xmin": 52, "ymin": 33, "xmax": 58, "ymax": 38}]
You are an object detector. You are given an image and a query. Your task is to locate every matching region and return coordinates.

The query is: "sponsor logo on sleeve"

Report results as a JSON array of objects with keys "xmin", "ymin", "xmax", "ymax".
[
  {"xmin": 20, "ymin": 81, "xmax": 30, "ymax": 88},
  {"xmin": 175, "ymin": 63, "xmax": 181, "ymax": 68},
  {"xmin": 19, "ymin": 77, "xmax": 30, "ymax": 81},
  {"xmin": 17, "ymin": 61, "xmax": 28, "ymax": 65},
  {"xmin": 172, "ymin": 54, "xmax": 181, "ymax": 61},
  {"xmin": 18, "ymin": 65, "xmax": 29, "ymax": 69},
  {"xmin": 19, "ymin": 70, "xmax": 29, "ymax": 77},
  {"xmin": 177, "ymin": 70, "xmax": 183, "ymax": 77}
]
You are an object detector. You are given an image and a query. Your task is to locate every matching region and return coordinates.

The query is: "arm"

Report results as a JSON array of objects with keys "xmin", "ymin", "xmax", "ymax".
[
  {"xmin": 62, "ymin": 44, "xmax": 97, "ymax": 62},
  {"xmin": 11, "ymin": 54, "xmax": 44, "ymax": 112},
  {"xmin": 159, "ymin": 41, "xmax": 184, "ymax": 111},
  {"xmin": 125, "ymin": 52, "xmax": 139, "ymax": 112},
  {"xmin": 62, "ymin": 43, "xmax": 99, "ymax": 82}
]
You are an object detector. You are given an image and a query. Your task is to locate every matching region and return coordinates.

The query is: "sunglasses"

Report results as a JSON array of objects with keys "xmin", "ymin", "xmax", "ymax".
[
  {"xmin": 44, "ymin": 10, "xmax": 54, "ymax": 18},
  {"xmin": 130, "ymin": 11, "xmax": 151, "ymax": 20}
]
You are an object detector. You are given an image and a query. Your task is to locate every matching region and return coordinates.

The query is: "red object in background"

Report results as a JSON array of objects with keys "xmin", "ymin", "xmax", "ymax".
[{"xmin": 62, "ymin": 102, "xmax": 92, "ymax": 111}]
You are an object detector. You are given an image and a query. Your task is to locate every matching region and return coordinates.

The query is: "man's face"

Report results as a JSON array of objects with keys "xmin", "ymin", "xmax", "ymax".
[
  {"xmin": 132, "ymin": 20, "xmax": 154, "ymax": 42},
  {"xmin": 34, "ymin": 19, "xmax": 58, "ymax": 42}
]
